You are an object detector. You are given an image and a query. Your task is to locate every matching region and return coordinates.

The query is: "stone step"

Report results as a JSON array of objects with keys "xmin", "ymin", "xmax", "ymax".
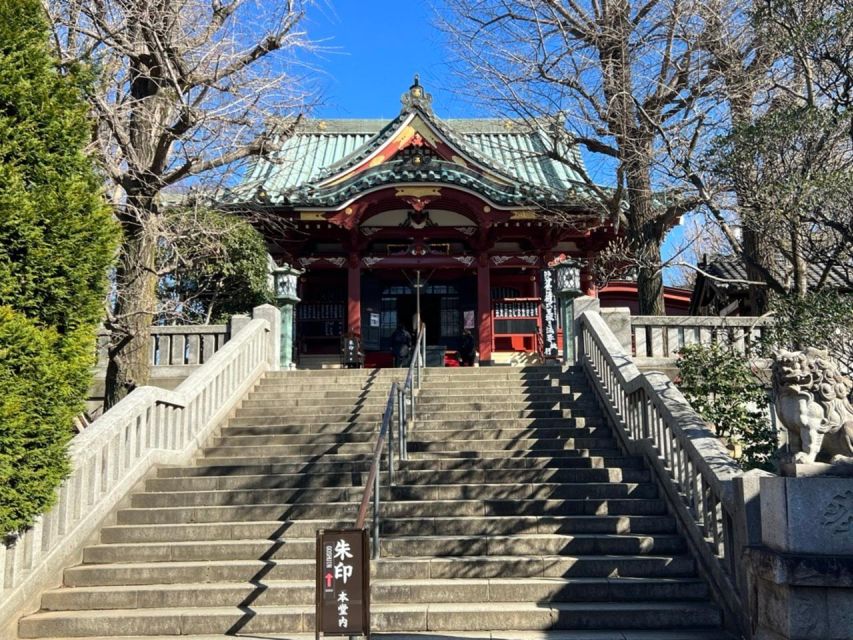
[
  {"xmin": 403, "ymin": 466, "xmax": 646, "ymax": 481},
  {"xmin": 245, "ymin": 390, "xmax": 389, "ymax": 400},
  {"xmin": 19, "ymin": 633, "xmax": 736, "ymax": 640},
  {"xmin": 201, "ymin": 442, "xmax": 382, "ymax": 457},
  {"xmin": 40, "ymin": 576, "xmax": 710, "ymax": 611},
  {"xmin": 414, "ymin": 409, "xmax": 601, "ymax": 421},
  {"xmin": 162, "ymin": 465, "xmax": 647, "ymax": 486},
  {"xmin": 414, "ymin": 416, "xmax": 603, "ymax": 428},
  {"xmin": 116, "ymin": 497, "xmax": 668, "ymax": 525},
  {"xmin": 399, "ymin": 425, "xmax": 611, "ymax": 441},
  {"xmin": 406, "ymin": 437, "xmax": 619, "ymax": 453},
  {"xmin": 404, "ymin": 447, "xmax": 629, "ymax": 460},
  {"xmin": 82, "ymin": 533, "xmax": 687, "ymax": 564},
  {"xmin": 203, "ymin": 435, "xmax": 617, "ymax": 458},
  {"xmin": 233, "ymin": 406, "xmax": 387, "ymax": 418},
  {"xmin": 417, "ymin": 387, "xmax": 591, "ymax": 398},
  {"xmin": 215, "ymin": 425, "xmax": 611, "ymax": 444},
  {"xmin": 220, "ymin": 423, "xmax": 385, "ymax": 436},
  {"xmin": 420, "ymin": 378, "xmax": 569, "ymax": 387},
  {"xmin": 224, "ymin": 414, "xmax": 604, "ymax": 428},
  {"xmin": 403, "ymin": 448, "xmax": 625, "ymax": 461},
  {"xmin": 131, "ymin": 482, "xmax": 658, "ymax": 507},
  {"xmin": 243, "ymin": 388, "xmax": 583, "ymax": 402},
  {"xmin": 145, "ymin": 464, "xmax": 644, "ymax": 491},
  {"xmin": 265, "ymin": 368, "xmax": 402, "ymax": 375},
  {"xmin": 231, "ymin": 406, "xmax": 600, "ymax": 420},
  {"xmin": 192, "ymin": 448, "xmax": 628, "ymax": 467},
  {"xmin": 64, "ymin": 554, "xmax": 697, "ymax": 587},
  {"xmin": 101, "ymin": 514, "xmax": 678, "ymax": 544},
  {"xmin": 213, "ymin": 432, "xmax": 381, "ymax": 446},
  {"xmin": 253, "ymin": 382, "xmax": 376, "ymax": 391},
  {"xmin": 18, "ymin": 601, "xmax": 722, "ymax": 637},
  {"xmin": 396, "ymin": 456, "xmax": 646, "ymax": 471},
  {"xmin": 407, "ymin": 398, "xmax": 599, "ymax": 411}
]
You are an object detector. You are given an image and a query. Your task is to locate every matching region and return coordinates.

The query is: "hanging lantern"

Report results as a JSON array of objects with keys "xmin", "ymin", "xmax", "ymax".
[
  {"xmin": 272, "ymin": 264, "xmax": 301, "ymax": 303},
  {"xmin": 554, "ymin": 258, "xmax": 582, "ymax": 297}
]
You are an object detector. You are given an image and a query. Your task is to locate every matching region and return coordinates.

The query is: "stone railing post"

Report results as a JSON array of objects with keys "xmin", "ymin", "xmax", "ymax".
[
  {"xmin": 228, "ymin": 314, "xmax": 251, "ymax": 337},
  {"xmin": 571, "ymin": 296, "xmax": 599, "ymax": 363},
  {"xmin": 599, "ymin": 307, "xmax": 632, "ymax": 354},
  {"xmin": 251, "ymin": 304, "xmax": 281, "ymax": 371}
]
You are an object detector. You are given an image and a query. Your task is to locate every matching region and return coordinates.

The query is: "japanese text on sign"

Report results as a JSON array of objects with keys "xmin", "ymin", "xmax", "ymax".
[
  {"xmin": 541, "ymin": 269, "xmax": 559, "ymax": 357},
  {"xmin": 316, "ymin": 529, "xmax": 369, "ymax": 637}
]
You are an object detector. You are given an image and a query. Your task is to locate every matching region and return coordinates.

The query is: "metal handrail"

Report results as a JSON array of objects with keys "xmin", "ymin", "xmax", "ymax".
[
  {"xmin": 353, "ymin": 324, "xmax": 426, "ymax": 560},
  {"xmin": 397, "ymin": 324, "xmax": 426, "ymax": 461},
  {"xmin": 354, "ymin": 381, "xmax": 397, "ymax": 559}
]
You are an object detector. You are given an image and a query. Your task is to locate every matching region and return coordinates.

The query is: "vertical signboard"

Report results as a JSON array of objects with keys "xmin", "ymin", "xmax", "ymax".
[
  {"xmin": 316, "ymin": 529, "xmax": 370, "ymax": 638},
  {"xmin": 540, "ymin": 268, "xmax": 559, "ymax": 358}
]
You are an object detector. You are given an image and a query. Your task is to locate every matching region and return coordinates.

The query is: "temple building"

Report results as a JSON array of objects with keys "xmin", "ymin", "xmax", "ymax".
[{"xmin": 230, "ymin": 79, "xmax": 620, "ymax": 366}]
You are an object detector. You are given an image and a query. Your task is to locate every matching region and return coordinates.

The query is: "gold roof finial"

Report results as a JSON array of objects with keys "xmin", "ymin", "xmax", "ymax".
[{"xmin": 401, "ymin": 74, "xmax": 433, "ymax": 114}]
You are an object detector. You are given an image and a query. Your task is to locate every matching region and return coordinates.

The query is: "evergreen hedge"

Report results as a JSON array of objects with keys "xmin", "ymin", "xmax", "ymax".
[
  {"xmin": 0, "ymin": 308, "xmax": 80, "ymax": 534},
  {"xmin": 0, "ymin": 0, "xmax": 118, "ymax": 536}
]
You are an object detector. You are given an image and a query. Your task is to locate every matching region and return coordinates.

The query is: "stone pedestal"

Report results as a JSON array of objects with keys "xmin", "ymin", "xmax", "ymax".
[
  {"xmin": 746, "ymin": 547, "xmax": 853, "ymax": 640},
  {"xmin": 745, "ymin": 473, "xmax": 853, "ymax": 640}
]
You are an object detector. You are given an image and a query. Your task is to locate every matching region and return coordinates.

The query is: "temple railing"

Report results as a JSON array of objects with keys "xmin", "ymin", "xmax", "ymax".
[
  {"xmin": 96, "ymin": 324, "xmax": 230, "ymax": 368},
  {"xmin": 580, "ymin": 310, "xmax": 748, "ymax": 634},
  {"xmin": 1, "ymin": 306, "xmax": 279, "ymax": 628},
  {"xmin": 631, "ymin": 315, "xmax": 771, "ymax": 358}
]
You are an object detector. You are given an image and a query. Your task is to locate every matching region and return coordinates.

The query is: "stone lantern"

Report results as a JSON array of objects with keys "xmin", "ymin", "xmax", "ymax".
[
  {"xmin": 272, "ymin": 263, "xmax": 302, "ymax": 369},
  {"xmin": 553, "ymin": 257, "xmax": 583, "ymax": 365}
]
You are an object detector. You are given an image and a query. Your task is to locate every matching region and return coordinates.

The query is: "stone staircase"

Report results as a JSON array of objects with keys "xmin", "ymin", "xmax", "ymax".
[{"xmin": 17, "ymin": 366, "xmax": 734, "ymax": 639}]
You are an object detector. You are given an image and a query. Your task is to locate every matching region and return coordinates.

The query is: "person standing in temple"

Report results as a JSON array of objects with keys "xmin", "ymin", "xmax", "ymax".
[
  {"xmin": 391, "ymin": 324, "xmax": 412, "ymax": 367},
  {"xmin": 459, "ymin": 329, "xmax": 476, "ymax": 366}
]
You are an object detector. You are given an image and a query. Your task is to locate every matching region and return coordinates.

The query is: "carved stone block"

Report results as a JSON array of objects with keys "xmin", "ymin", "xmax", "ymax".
[{"xmin": 761, "ymin": 476, "xmax": 853, "ymax": 556}]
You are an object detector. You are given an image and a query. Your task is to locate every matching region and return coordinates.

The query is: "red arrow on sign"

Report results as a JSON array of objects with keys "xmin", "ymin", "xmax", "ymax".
[{"xmin": 325, "ymin": 572, "xmax": 333, "ymax": 588}]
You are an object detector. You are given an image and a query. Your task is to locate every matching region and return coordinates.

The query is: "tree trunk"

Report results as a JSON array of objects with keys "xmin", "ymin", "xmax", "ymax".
[
  {"xmin": 637, "ymin": 243, "xmax": 665, "ymax": 315},
  {"xmin": 597, "ymin": 12, "xmax": 666, "ymax": 317},
  {"xmin": 104, "ymin": 213, "xmax": 158, "ymax": 409},
  {"xmin": 742, "ymin": 226, "xmax": 773, "ymax": 313},
  {"xmin": 625, "ymin": 151, "xmax": 666, "ymax": 316},
  {"xmin": 729, "ymin": 99, "xmax": 775, "ymax": 315}
]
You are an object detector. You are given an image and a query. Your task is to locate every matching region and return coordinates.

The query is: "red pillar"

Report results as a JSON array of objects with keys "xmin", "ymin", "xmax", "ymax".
[
  {"xmin": 477, "ymin": 255, "xmax": 493, "ymax": 365},
  {"xmin": 347, "ymin": 256, "xmax": 361, "ymax": 335}
]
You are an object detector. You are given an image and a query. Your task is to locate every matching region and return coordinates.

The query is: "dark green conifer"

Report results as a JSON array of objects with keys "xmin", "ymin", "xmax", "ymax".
[{"xmin": 0, "ymin": 0, "xmax": 118, "ymax": 535}]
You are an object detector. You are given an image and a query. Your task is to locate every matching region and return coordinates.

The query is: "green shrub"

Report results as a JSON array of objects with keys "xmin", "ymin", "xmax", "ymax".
[
  {"xmin": 763, "ymin": 291, "xmax": 853, "ymax": 373},
  {"xmin": 677, "ymin": 343, "xmax": 776, "ymax": 471},
  {"xmin": 0, "ymin": 0, "xmax": 117, "ymax": 535},
  {"xmin": 0, "ymin": 308, "xmax": 84, "ymax": 535},
  {"xmin": 156, "ymin": 208, "xmax": 272, "ymax": 324}
]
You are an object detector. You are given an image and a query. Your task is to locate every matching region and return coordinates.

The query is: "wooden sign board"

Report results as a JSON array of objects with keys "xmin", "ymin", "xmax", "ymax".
[
  {"xmin": 315, "ymin": 529, "xmax": 370, "ymax": 638},
  {"xmin": 540, "ymin": 268, "xmax": 559, "ymax": 358}
]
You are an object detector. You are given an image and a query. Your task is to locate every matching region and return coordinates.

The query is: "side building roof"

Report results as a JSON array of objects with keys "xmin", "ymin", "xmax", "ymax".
[{"xmin": 689, "ymin": 253, "xmax": 853, "ymax": 314}]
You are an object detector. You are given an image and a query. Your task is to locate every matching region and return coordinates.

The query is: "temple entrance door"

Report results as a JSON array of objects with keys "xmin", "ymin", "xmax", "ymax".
[{"xmin": 396, "ymin": 294, "xmax": 442, "ymax": 345}]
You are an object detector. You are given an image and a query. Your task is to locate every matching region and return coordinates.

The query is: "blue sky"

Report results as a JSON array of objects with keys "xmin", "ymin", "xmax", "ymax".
[{"xmin": 302, "ymin": 1, "xmax": 475, "ymax": 119}]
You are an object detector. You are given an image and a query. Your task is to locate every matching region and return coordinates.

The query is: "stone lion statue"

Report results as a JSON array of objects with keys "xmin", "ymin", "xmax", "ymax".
[{"xmin": 772, "ymin": 348, "xmax": 853, "ymax": 464}]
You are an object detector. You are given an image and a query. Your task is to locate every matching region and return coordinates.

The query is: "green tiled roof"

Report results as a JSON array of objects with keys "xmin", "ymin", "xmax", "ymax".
[{"xmin": 240, "ymin": 117, "xmax": 591, "ymax": 206}]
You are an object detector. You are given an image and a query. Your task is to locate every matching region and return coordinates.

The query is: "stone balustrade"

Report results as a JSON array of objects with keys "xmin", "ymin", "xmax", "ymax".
[
  {"xmin": 580, "ymin": 308, "xmax": 750, "ymax": 635},
  {"xmin": 96, "ymin": 324, "xmax": 230, "ymax": 368},
  {"xmin": 631, "ymin": 315, "xmax": 772, "ymax": 358},
  {"xmin": 0, "ymin": 305, "xmax": 280, "ymax": 633}
]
